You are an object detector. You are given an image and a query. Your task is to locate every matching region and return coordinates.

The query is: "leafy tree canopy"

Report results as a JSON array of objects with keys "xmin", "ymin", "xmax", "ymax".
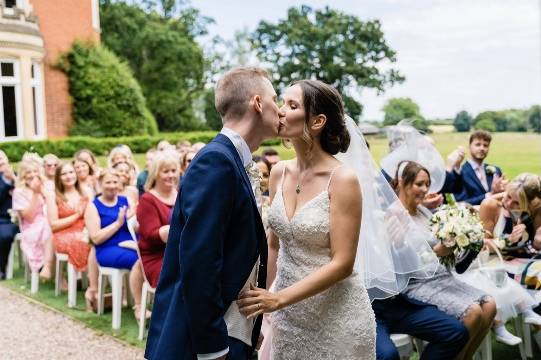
[
  {"xmin": 453, "ymin": 110, "xmax": 472, "ymax": 132},
  {"xmin": 252, "ymin": 5, "xmax": 404, "ymax": 120},
  {"xmin": 99, "ymin": 0, "xmax": 210, "ymax": 131}
]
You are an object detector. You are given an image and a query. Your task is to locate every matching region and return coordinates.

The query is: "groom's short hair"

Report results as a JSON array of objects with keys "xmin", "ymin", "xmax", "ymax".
[{"xmin": 215, "ymin": 67, "xmax": 270, "ymax": 119}]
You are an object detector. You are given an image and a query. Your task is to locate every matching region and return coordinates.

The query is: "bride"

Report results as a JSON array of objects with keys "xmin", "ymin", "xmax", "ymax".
[{"xmin": 237, "ymin": 80, "xmax": 376, "ymax": 359}]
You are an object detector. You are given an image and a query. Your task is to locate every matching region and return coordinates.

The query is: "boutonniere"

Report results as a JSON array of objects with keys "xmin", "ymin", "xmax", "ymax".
[
  {"xmin": 485, "ymin": 165, "xmax": 496, "ymax": 175},
  {"xmin": 246, "ymin": 162, "xmax": 261, "ymax": 182}
]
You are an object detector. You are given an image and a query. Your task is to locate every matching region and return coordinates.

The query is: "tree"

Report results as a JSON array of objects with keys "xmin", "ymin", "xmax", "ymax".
[
  {"xmin": 383, "ymin": 98, "xmax": 420, "ymax": 125},
  {"xmin": 453, "ymin": 111, "xmax": 472, "ymax": 132},
  {"xmin": 56, "ymin": 42, "xmax": 157, "ymax": 137},
  {"xmin": 203, "ymin": 88, "xmax": 222, "ymax": 130},
  {"xmin": 251, "ymin": 5, "xmax": 404, "ymax": 120},
  {"xmin": 100, "ymin": 1, "xmax": 209, "ymax": 131},
  {"xmin": 474, "ymin": 118, "xmax": 496, "ymax": 132},
  {"xmin": 528, "ymin": 105, "xmax": 541, "ymax": 133}
]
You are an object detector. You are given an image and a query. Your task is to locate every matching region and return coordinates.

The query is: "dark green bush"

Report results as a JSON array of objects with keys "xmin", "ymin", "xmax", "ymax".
[
  {"xmin": 56, "ymin": 41, "xmax": 158, "ymax": 137},
  {"xmin": 0, "ymin": 132, "xmax": 282, "ymax": 162}
]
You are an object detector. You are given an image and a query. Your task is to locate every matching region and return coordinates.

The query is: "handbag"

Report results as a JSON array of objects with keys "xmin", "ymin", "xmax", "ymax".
[{"xmin": 477, "ymin": 241, "xmax": 508, "ymax": 288}]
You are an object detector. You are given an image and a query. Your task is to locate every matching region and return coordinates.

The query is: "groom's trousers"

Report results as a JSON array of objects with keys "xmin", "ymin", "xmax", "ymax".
[{"xmin": 372, "ymin": 295, "xmax": 469, "ymax": 360}]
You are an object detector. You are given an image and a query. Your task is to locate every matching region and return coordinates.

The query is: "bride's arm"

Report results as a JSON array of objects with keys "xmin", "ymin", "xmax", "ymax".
[
  {"xmin": 266, "ymin": 162, "xmax": 284, "ymax": 289},
  {"xmin": 238, "ymin": 167, "xmax": 362, "ymax": 318}
]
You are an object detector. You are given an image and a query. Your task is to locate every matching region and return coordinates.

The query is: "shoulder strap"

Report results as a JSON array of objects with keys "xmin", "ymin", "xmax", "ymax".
[{"xmin": 326, "ymin": 165, "xmax": 343, "ymax": 191}]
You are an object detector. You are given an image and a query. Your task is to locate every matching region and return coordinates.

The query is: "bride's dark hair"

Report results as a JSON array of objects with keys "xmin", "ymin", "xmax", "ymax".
[{"xmin": 292, "ymin": 80, "xmax": 350, "ymax": 155}]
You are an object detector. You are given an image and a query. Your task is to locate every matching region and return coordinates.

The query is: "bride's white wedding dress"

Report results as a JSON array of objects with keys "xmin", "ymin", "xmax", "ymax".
[{"xmin": 267, "ymin": 166, "xmax": 376, "ymax": 359}]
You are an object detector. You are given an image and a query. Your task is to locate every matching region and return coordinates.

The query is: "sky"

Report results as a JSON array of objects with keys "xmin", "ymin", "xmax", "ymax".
[{"xmin": 194, "ymin": 0, "xmax": 541, "ymax": 121}]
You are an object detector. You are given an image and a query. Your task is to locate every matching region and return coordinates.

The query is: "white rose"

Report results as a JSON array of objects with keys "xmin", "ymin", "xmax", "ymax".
[{"xmin": 455, "ymin": 234, "xmax": 470, "ymax": 248}]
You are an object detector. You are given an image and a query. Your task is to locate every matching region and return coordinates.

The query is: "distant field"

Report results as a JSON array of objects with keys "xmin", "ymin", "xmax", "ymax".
[
  {"xmin": 89, "ymin": 132, "xmax": 539, "ymax": 180},
  {"xmin": 256, "ymin": 132, "xmax": 540, "ymax": 179}
]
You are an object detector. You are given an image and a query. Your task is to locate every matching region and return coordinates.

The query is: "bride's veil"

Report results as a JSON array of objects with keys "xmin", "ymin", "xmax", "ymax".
[{"xmin": 334, "ymin": 117, "xmax": 439, "ymax": 301}]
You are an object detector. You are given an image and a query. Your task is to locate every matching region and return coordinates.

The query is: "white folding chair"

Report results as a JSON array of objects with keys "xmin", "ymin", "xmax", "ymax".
[
  {"xmin": 54, "ymin": 252, "xmax": 80, "ymax": 308},
  {"xmin": 5, "ymin": 234, "xmax": 17, "ymax": 279},
  {"xmin": 133, "ymin": 240, "xmax": 155, "ymax": 340},
  {"xmin": 97, "ymin": 266, "xmax": 130, "ymax": 329}
]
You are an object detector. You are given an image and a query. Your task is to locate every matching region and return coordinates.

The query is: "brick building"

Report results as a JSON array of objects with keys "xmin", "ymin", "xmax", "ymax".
[{"xmin": 0, "ymin": 0, "xmax": 100, "ymax": 142}]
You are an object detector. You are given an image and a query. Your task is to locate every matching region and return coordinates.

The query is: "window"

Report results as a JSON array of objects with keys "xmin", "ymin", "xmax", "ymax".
[
  {"xmin": 4, "ymin": 0, "xmax": 16, "ymax": 8},
  {"xmin": 31, "ymin": 62, "xmax": 44, "ymax": 138},
  {"xmin": 0, "ymin": 59, "xmax": 22, "ymax": 141}
]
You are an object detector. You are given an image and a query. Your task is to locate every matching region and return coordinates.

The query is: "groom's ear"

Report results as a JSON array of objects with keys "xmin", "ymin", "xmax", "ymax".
[
  {"xmin": 252, "ymin": 95, "xmax": 263, "ymax": 114},
  {"xmin": 311, "ymin": 114, "xmax": 327, "ymax": 131}
]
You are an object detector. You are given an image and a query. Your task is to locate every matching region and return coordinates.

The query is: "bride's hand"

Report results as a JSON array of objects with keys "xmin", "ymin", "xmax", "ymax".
[{"xmin": 237, "ymin": 283, "xmax": 282, "ymax": 319}]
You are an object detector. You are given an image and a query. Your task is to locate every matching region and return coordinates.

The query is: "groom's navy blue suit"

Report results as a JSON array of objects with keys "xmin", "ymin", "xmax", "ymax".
[{"xmin": 145, "ymin": 134, "xmax": 267, "ymax": 360}]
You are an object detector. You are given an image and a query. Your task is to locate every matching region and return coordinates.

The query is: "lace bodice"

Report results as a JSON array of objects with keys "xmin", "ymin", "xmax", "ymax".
[{"xmin": 266, "ymin": 164, "xmax": 375, "ymax": 359}]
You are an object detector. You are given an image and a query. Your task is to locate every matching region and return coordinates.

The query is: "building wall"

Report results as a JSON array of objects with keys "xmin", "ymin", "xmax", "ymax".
[{"xmin": 29, "ymin": 0, "xmax": 99, "ymax": 138}]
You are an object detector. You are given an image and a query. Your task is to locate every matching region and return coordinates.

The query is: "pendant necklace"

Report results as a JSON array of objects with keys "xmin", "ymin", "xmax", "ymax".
[{"xmin": 296, "ymin": 169, "xmax": 307, "ymax": 194}]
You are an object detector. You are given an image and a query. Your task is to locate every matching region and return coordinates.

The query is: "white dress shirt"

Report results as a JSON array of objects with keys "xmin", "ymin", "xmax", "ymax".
[
  {"xmin": 467, "ymin": 159, "xmax": 489, "ymax": 192},
  {"xmin": 198, "ymin": 128, "xmax": 261, "ymax": 360}
]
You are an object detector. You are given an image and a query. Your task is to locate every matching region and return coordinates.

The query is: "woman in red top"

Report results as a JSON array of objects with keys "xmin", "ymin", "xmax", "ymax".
[{"xmin": 136, "ymin": 151, "xmax": 179, "ymax": 288}]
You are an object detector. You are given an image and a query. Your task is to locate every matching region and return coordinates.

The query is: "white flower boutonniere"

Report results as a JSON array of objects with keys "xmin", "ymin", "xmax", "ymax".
[{"xmin": 485, "ymin": 165, "xmax": 497, "ymax": 175}]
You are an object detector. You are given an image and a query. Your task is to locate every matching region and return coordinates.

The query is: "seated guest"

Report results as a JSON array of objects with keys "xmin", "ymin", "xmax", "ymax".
[
  {"xmin": 180, "ymin": 150, "xmax": 196, "ymax": 175},
  {"xmin": 136, "ymin": 152, "xmax": 179, "ymax": 288},
  {"xmin": 12, "ymin": 157, "xmax": 52, "ymax": 279},
  {"xmin": 176, "ymin": 140, "xmax": 192, "ymax": 157},
  {"xmin": 113, "ymin": 161, "xmax": 139, "ymax": 215},
  {"xmin": 42, "ymin": 154, "xmax": 59, "ymax": 193},
  {"xmin": 74, "ymin": 158, "xmax": 97, "ymax": 199},
  {"xmin": 454, "ymin": 176, "xmax": 541, "ymax": 345},
  {"xmin": 46, "ymin": 162, "xmax": 92, "ymax": 294},
  {"xmin": 261, "ymin": 147, "xmax": 280, "ymax": 170},
  {"xmin": 481, "ymin": 173, "xmax": 541, "ymax": 257},
  {"xmin": 0, "ymin": 151, "xmax": 18, "ymax": 280},
  {"xmin": 136, "ymin": 148, "xmax": 157, "ymax": 197},
  {"xmin": 191, "ymin": 142, "xmax": 206, "ymax": 153},
  {"xmin": 391, "ymin": 161, "xmax": 496, "ymax": 359},
  {"xmin": 107, "ymin": 145, "xmax": 140, "ymax": 184},
  {"xmin": 84, "ymin": 169, "xmax": 145, "ymax": 319},
  {"xmin": 454, "ymin": 130, "xmax": 505, "ymax": 205}
]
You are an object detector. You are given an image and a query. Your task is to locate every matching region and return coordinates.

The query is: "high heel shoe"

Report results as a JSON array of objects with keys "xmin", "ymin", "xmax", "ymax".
[{"xmin": 85, "ymin": 289, "xmax": 98, "ymax": 313}]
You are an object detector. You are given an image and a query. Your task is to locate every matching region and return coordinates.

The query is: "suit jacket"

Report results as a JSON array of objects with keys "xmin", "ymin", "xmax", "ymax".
[
  {"xmin": 453, "ymin": 161, "xmax": 502, "ymax": 205},
  {"xmin": 145, "ymin": 134, "xmax": 267, "ymax": 359}
]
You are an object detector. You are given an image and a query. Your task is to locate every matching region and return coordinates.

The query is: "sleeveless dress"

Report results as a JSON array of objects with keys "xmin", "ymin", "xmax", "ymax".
[
  {"xmin": 93, "ymin": 195, "xmax": 138, "ymax": 269},
  {"xmin": 403, "ymin": 206, "xmax": 491, "ymax": 319},
  {"xmin": 267, "ymin": 165, "xmax": 376, "ymax": 360},
  {"xmin": 52, "ymin": 197, "xmax": 90, "ymax": 271},
  {"xmin": 12, "ymin": 188, "xmax": 52, "ymax": 273}
]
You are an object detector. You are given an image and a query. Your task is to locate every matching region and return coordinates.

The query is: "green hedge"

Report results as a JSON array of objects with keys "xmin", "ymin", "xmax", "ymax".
[
  {"xmin": 0, "ymin": 133, "xmax": 282, "ymax": 162},
  {"xmin": 56, "ymin": 41, "xmax": 158, "ymax": 137}
]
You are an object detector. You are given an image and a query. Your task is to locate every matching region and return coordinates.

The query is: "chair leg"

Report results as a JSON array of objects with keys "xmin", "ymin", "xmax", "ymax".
[
  {"xmin": 480, "ymin": 332, "xmax": 492, "ymax": 360},
  {"xmin": 54, "ymin": 257, "xmax": 61, "ymax": 296},
  {"xmin": 30, "ymin": 271, "xmax": 39, "ymax": 294},
  {"xmin": 67, "ymin": 263, "xmax": 77, "ymax": 308},
  {"xmin": 521, "ymin": 317, "xmax": 533, "ymax": 358},
  {"xmin": 97, "ymin": 272, "xmax": 106, "ymax": 315},
  {"xmin": 111, "ymin": 272, "xmax": 123, "ymax": 330},
  {"xmin": 513, "ymin": 317, "xmax": 527, "ymax": 360},
  {"xmin": 139, "ymin": 282, "xmax": 148, "ymax": 341}
]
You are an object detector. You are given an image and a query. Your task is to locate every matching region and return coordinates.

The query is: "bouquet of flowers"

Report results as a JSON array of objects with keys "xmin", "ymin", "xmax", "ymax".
[{"xmin": 430, "ymin": 204, "xmax": 485, "ymax": 268}]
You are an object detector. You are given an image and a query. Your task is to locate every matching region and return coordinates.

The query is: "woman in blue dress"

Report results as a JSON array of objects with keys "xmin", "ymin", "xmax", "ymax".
[{"xmin": 85, "ymin": 168, "xmax": 146, "ymax": 320}]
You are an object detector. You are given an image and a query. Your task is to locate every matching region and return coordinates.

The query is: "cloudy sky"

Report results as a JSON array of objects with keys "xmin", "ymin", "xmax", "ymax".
[{"xmin": 196, "ymin": 0, "xmax": 540, "ymax": 121}]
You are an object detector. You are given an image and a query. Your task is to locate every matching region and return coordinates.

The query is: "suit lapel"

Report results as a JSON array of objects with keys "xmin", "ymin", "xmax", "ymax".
[{"xmin": 484, "ymin": 164, "xmax": 494, "ymax": 191}]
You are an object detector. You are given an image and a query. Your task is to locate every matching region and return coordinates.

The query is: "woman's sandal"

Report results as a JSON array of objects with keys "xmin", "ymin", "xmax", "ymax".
[
  {"xmin": 133, "ymin": 304, "xmax": 152, "ymax": 325},
  {"xmin": 85, "ymin": 289, "xmax": 98, "ymax": 313}
]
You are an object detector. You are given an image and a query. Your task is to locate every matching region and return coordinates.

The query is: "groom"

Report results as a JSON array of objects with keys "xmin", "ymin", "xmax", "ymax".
[{"xmin": 145, "ymin": 67, "xmax": 285, "ymax": 360}]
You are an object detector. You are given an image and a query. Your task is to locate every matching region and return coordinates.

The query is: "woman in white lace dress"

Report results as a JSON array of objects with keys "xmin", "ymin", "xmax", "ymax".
[{"xmin": 238, "ymin": 80, "xmax": 376, "ymax": 359}]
